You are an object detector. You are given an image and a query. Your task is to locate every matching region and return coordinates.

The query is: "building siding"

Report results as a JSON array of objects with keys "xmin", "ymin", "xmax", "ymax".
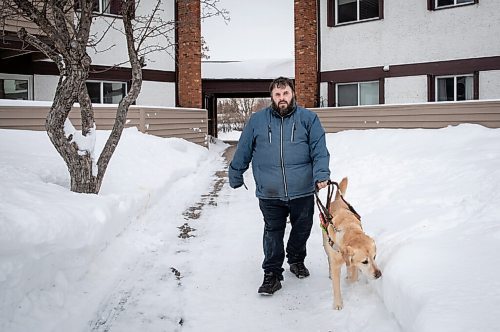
[
  {"xmin": 319, "ymin": 0, "xmax": 500, "ymax": 105},
  {"xmin": 1, "ymin": 0, "xmax": 177, "ymax": 107}
]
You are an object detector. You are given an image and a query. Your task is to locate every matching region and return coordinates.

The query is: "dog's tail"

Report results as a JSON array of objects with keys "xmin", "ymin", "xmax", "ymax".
[{"xmin": 335, "ymin": 177, "xmax": 348, "ymax": 200}]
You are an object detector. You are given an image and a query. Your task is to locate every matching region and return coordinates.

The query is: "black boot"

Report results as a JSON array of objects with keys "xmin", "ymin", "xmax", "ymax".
[
  {"xmin": 258, "ymin": 272, "xmax": 283, "ymax": 295},
  {"xmin": 289, "ymin": 262, "xmax": 310, "ymax": 278}
]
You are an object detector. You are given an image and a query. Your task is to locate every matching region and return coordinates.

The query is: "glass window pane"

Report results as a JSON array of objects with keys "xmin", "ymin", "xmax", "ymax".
[
  {"xmin": 0, "ymin": 79, "xmax": 29, "ymax": 100},
  {"xmin": 338, "ymin": 0, "xmax": 357, "ymax": 24},
  {"xmin": 465, "ymin": 76, "xmax": 473, "ymax": 100},
  {"xmin": 456, "ymin": 76, "xmax": 473, "ymax": 101},
  {"xmin": 437, "ymin": 0, "xmax": 454, "ymax": 7},
  {"xmin": 360, "ymin": 0, "xmax": 379, "ymax": 20},
  {"xmin": 457, "ymin": 0, "xmax": 474, "ymax": 4},
  {"xmin": 103, "ymin": 82, "xmax": 126, "ymax": 104},
  {"xmin": 109, "ymin": 0, "xmax": 122, "ymax": 14},
  {"xmin": 86, "ymin": 82, "xmax": 101, "ymax": 103},
  {"xmin": 360, "ymin": 82, "xmax": 379, "ymax": 105},
  {"xmin": 437, "ymin": 77, "xmax": 454, "ymax": 101},
  {"xmin": 338, "ymin": 84, "xmax": 358, "ymax": 106},
  {"xmin": 102, "ymin": 0, "xmax": 110, "ymax": 13}
]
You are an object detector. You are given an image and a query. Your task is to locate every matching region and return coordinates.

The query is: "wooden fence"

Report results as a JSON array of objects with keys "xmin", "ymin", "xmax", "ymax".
[
  {"xmin": 312, "ymin": 100, "xmax": 500, "ymax": 133},
  {"xmin": 0, "ymin": 104, "xmax": 208, "ymax": 146},
  {"xmin": 1, "ymin": 100, "xmax": 499, "ymax": 145}
]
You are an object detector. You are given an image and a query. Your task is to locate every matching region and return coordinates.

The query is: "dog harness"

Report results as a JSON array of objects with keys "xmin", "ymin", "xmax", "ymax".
[{"xmin": 315, "ymin": 180, "xmax": 361, "ymax": 250}]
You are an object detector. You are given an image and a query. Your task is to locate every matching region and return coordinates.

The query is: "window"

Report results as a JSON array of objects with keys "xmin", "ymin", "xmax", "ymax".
[
  {"xmin": 436, "ymin": 75, "xmax": 473, "ymax": 101},
  {"xmin": 329, "ymin": 0, "xmax": 381, "ymax": 26},
  {"xmin": 429, "ymin": 0, "xmax": 477, "ymax": 10},
  {"xmin": 86, "ymin": 81, "xmax": 127, "ymax": 104},
  {"xmin": 75, "ymin": 0, "xmax": 123, "ymax": 15},
  {"xmin": 0, "ymin": 74, "xmax": 33, "ymax": 100},
  {"xmin": 98, "ymin": 0, "xmax": 123, "ymax": 15},
  {"xmin": 337, "ymin": 81, "xmax": 379, "ymax": 106}
]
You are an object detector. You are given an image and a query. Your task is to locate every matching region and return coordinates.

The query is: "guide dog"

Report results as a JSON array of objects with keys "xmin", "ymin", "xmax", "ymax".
[{"xmin": 321, "ymin": 177, "xmax": 381, "ymax": 310}]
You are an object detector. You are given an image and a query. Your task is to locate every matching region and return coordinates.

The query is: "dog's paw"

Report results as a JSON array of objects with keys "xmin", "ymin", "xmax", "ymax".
[{"xmin": 333, "ymin": 302, "xmax": 343, "ymax": 310}]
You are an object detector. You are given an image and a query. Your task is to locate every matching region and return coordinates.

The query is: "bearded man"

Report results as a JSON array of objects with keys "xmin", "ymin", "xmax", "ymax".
[{"xmin": 229, "ymin": 76, "xmax": 331, "ymax": 295}]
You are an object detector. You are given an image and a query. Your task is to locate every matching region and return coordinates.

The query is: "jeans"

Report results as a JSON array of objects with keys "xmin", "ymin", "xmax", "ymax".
[{"xmin": 258, "ymin": 195, "xmax": 315, "ymax": 275}]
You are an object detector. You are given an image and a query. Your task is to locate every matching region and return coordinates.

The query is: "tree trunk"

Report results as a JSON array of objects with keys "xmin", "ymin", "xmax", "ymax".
[
  {"xmin": 45, "ymin": 56, "xmax": 99, "ymax": 194},
  {"xmin": 91, "ymin": 0, "xmax": 143, "ymax": 194},
  {"xmin": 9, "ymin": 0, "xmax": 168, "ymax": 194}
]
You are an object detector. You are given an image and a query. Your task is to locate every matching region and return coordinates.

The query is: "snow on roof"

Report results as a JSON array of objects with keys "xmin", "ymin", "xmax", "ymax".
[{"xmin": 202, "ymin": 58, "xmax": 294, "ymax": 79}]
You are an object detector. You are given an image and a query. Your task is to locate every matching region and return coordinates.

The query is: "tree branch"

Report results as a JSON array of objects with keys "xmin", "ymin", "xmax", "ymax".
[{"xmin": 18, "ymin": 27, "xmax": 66, "ymax": 74}]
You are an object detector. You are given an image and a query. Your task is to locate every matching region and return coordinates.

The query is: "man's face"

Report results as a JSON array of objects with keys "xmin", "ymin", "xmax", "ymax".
[{"xmin": 271, "ymin": 85, "xmax": 294, "ymax": 111}]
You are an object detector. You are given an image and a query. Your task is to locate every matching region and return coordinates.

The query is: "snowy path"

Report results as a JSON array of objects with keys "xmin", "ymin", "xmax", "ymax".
[
  {"xmin": 178, "ymin": 164, "xmax": 401, "ymax": 332},
  {"xmin": 66, "ymin": 144, "xmax": 401, "ymax": 332}
]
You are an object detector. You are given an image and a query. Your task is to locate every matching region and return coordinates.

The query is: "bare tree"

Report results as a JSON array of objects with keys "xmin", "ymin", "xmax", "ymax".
[
  {"xmin": 1, "ymin": 0, "xmax": 228, "ymax": 194},
  {"xmin": 217, "ymin": 97, "xmax": 269, "ymax": 133}
]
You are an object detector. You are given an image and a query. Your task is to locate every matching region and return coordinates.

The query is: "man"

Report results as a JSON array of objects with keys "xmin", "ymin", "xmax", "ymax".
[{"xmin": 228, "ymin": 77, "xmax": 331, "ymax": 295}]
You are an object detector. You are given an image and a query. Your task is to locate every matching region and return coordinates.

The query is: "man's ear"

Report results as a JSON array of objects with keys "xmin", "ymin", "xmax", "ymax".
[{"xmin": 342, "ymin": 246, "xmax": 353, "ymax": 266}]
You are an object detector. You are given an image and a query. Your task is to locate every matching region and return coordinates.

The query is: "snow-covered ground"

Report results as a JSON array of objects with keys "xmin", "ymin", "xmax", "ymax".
[
  {"xmin": 217, "ymin": 130, "xmax": 242, "ymax": 141},
  {"xmin": 1, "ymin": 124, "xmax": 499, "ymax": 332}
]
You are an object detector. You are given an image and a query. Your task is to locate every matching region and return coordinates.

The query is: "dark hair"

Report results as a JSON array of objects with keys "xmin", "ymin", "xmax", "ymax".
[{"xmin": 269, "ymin": 77, "xmax": 295, "ymax": 95}]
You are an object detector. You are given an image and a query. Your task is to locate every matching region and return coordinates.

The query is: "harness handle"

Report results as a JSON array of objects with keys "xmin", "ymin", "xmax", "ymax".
[
  {"xmin": 314, "ymin": 180, "xmax": 335, "ymax": 223},
  {"xmin": 315, "ymin": 180, "xmax": 361, "ymax": 222}
]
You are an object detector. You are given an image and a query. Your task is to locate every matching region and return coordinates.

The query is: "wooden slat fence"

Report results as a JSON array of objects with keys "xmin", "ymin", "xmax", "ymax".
[
  {"xmin": 2, "ymin": 100, "xmax": 499, "ymax": 145},
  {"xmin": 0, "ymin": 104, "xmax": 208, "ymax": 146},
  {"xmin": 312, "ymin": 100, "xmax": 500, "ymax": 133}
]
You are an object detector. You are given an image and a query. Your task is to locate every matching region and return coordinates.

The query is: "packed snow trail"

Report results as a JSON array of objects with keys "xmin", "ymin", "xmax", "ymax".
[
  {"xmin": 59, "ymin": 142, "xmax": 400, "ymax": 331},
  {"xmin": 177, "ymin": 147, "xmax": 401, "ymax": 332}
]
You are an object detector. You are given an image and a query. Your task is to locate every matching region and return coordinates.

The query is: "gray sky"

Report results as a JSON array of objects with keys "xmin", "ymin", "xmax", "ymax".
[{"xmin": 201, "ymin": 0, "xmax": 294, "ymax": 61}]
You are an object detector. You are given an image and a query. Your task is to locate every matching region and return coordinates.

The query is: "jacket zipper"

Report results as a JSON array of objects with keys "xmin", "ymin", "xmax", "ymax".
[
  {"xmin": 280, "ymin": 117, "xmax": 288, "ymax": 197},
  {"xmin": 268, "ymin": 124, "xmax": 272, "ymax": 143},
  {"xmin": 291, "ymin": 121, "xmax": 295, "ymax": 142}
]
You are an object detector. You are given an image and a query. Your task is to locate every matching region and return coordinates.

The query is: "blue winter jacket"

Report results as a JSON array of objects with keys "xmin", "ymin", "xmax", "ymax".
[{"xmin": 228, "ymin": 106, "xmax": 330, "ymax": 200}]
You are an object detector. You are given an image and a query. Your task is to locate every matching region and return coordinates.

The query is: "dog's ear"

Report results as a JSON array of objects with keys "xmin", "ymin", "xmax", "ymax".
[
  {"xmin": 339, "ymin": 177, "xmax": 348, "ymax": 195},
  {"xmin": 335, "ymin": 177, "xmax": 349, "ymax": 200},
  {"xmin": 341, "ymin": 246, "xmax": 353, "ymax": 266}
]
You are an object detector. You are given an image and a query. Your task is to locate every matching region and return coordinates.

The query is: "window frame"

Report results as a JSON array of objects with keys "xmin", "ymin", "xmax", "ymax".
[
  {"xmin": 98, "ymin": 0, "xmax": 123, "ymax": 16},
  {"xmin": 327, "ymin": 0, "xmax": 384, "ymax": 27},
  {"xmin": 86, "ymin": 80, "xmax": 127, "ymax": 104},
  {"xmin": 335, "ymin": 80, "xmax": 381, "ymax": 107},
  {"xmin": 0, "ymin": 73, "xmax": 33, "ymax": 100},
  {"xmin": 428, "ymin": 0, "xmax": 478, "ymax": 11},
  {"xmin": 75, "ymin": 0, "xmax": 127, "ymax": 17},
  {"xmin": 434, "ymin": 74, "xmax": 475, "ymax": 102}
]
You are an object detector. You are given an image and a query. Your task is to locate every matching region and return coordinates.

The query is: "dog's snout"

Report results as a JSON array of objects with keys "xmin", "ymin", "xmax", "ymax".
[{"xmin": 374, "ymin": 269, "xmax": 382, "ymax": 279}]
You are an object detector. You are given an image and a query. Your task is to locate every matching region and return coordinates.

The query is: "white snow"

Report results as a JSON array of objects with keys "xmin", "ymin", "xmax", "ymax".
[
  {"xmin": 217, "ymin": 129, "xmax": 242, "ymax": 141},
  {"xmin": 1, "ymin": 124, "xmax": 499, "ymax": 332},
  {"xmin": 202, "ymin": 58, "xmax": 294, "ymax": 79}
]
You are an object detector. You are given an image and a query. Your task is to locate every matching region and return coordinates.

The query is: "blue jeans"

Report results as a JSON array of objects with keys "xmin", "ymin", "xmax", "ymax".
[{"xmin": 258, "ymin": 195, "xmax": 315, "ymax": 275}]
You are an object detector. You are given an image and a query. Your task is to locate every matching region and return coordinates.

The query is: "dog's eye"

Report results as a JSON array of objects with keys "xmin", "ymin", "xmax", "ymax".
[{"xmin": 362, "ymin": 260, "xmax": 368, "ymax": 265}]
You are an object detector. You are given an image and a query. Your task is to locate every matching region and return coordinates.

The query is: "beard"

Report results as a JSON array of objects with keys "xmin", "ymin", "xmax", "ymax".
[{"xmin": 271, "ymin": 97, "xmax": 296, "ymax": 116}]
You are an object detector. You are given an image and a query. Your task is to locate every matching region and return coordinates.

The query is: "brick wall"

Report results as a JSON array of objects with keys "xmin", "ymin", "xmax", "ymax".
[
  {"xmin": 294, "ymin": 0, "xmax": 318, "ymax": 108},
  {"xmin": 177, "ymin": 0, "xmax": 202, "ymax": 108}
]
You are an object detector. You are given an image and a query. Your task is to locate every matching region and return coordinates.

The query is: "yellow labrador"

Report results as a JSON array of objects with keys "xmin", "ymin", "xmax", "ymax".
[{"xmin": 321, "ymin": 177, "xmax": 381, "ymax": 310}]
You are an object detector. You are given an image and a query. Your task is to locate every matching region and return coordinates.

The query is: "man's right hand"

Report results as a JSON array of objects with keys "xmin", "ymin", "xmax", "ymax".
[{"xmin": 316, "ymin": 180, "xmax": 329, "ymax": 190}]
